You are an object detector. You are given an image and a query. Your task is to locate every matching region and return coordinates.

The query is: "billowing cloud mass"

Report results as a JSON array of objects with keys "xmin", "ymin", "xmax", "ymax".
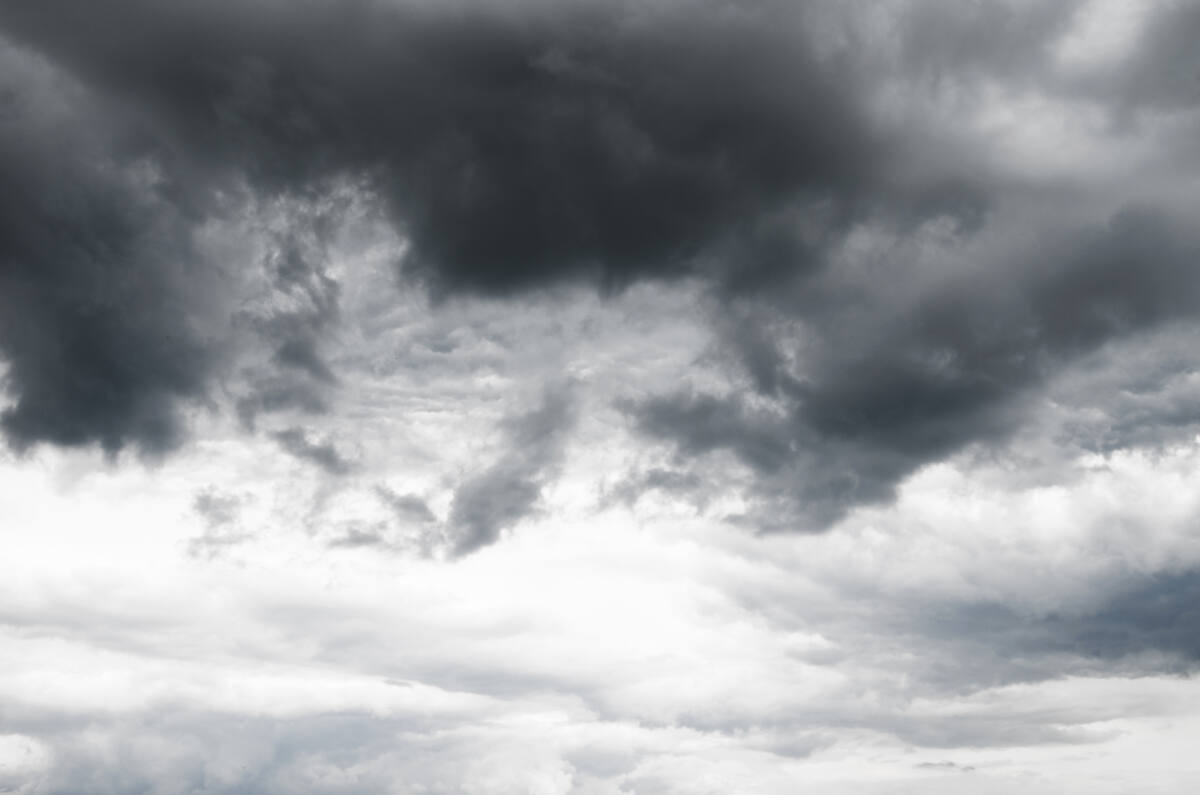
[
  {"xmin": 1, "ymin": 0, "xmax": 949, "ymax": 456},
  {"xmin": 2, "ymin": 0, "xmax": 1200, "ymax": 792}
]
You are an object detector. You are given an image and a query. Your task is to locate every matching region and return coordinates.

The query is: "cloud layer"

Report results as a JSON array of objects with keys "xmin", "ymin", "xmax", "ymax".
[{"xmin": 3, "ymin": 2, "xmax": 1200, "ymax": 792}]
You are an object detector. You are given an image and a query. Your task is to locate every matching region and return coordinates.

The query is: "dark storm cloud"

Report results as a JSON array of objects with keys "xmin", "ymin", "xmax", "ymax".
[
  {"xmin": 0, "ymin": 30, "xmax": 346, "ymax": 457},
  {"xmin": 0, "ymin": 0, "xmax": 885, "ymax": 291},
  {"xmin": 632, "ymin": 205, "xmax": 1200, "ymax": 528},
  {"xmin": 0, "ymin": 41, "xmax": 224, "ymax": 455},
  {"xmin": 794, "ymin": 207, "xmax": 1199, "ymax": 454},
  {"xmin": 447, "ymin": 384, "xmax": 575, "ymax": 556},
  {"xmin": 0, "ymin": 0, "xmax": 897, "ymax": 456},
  {"xmin": 2, "ymin": 0, "xmax": 1199, "ymax": 536}
]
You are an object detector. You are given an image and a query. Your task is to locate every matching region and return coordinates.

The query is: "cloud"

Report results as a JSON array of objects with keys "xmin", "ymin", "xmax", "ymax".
[
  {"xmin": 271, "ymin": 427, "xmax": 354, "ymax": 475},
  {"xmin": 187, "ymin": 488, "xmax": 251, "ymax": 559},
  {"xmin": 0, "ymin": 40, "xmax": 227, "ymax": 455},
  {"xmin": 1082, "ymin": 0, "xmax": 1200, "ymax": 112},
  {"xmin": 376, "ymin": 486, "xmax": 437, "ymax": 526},
  {"xmin": 847, "ymin": 567, "xmax": 1200, "ymax": 698},
  {"xmin": 0, "ymin": 0, "xmax": 1198, "ymax": 528},
  {"xmin": 6, "ymin": 424, "xmax": 1200, "ymax": 789},
  {"xmin": 603, "ymin": 466, "xmax": 707, "ymax": 509},
  {"xmin": 327, "ymin": 524, "xmax": 390, "ymax": 550},
  {"xmin": 0, "ymin": 0, "xmax": 887, "ymax": 294},
  {"xmin": 1025, "ymin": 569, "xmax": 1200, "ymax": 666},
  {"xmin": 916, "ymin": 760, "xmax": 975, "ymax": 772},
  {"xmin": 6, "ymin": 3, "xmax": 1200, "ymax": 789},
  {"xmin": 0, "ymin": 0, "xmax": 887, "ymax": 457},
  {"xmin": 193, "ymin": 488, "xmax": 243, "ymax": 529},
  {"xmin": 229, "ymin": 186, "xmax": 362, "ymax": 430},
  {"xmin": 447, "ymin": 384, "xmax": 576, "ymax": 556},
  {"xmin": 629, "ymin": 204, "xmax": 1200, "ymax": 528}
]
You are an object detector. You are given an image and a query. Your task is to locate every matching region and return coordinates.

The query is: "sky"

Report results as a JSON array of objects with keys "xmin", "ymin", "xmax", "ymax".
[{"xmin": 1, "ymin": 0, "xmax": 1200, "ymax": 792}]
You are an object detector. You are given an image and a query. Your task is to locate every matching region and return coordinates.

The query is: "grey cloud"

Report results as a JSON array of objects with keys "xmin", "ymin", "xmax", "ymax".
[
  {"xmin": 271, "ymin": 427, "xmax": 354, "ymax": 475},
  {"xmin": 861, "ymin": 1, "xmax": 1199, "ymax": 118},
  {"xmin": 692, "ymin": 567, "xmax": 1200, "ymax": 748},
  {"xmin": 916, "ymin": 761, "xmax": 975, "ymax": 772},
  {"xmin": 1, "ymin": 0, "xmax": 1198, "ymax": 543},
  {"xmin": 188, "ymin": 489, "xmax": 251, "ymax": 559},
  {"xmin": 0, "ymin": 709, "xmax": 491, "ymax": 795},
  {"xmin": 1046, "ymin": 330, "xmax": 1200, "ymax": 454},
  {"xmin": 447, "ymin": 469, "xmax": 544, "ymax": 555},
  {"xmin": 632, "ymin": 206, "xmax": 1200, "ymax": 529},
  {"xmin": 350, "ymin": 488, "xmax": 440, "ymax": 555},
  {"xmin": 0, "ymin": 40, "xmax": 225, "ymax": 455},
  {"xmin": 234, "ymin": 375, "xmax": 330, "ymax": 429},
  {"xmin": 0, "ymin": 0, "xmax": 896, "ymax": 457},
  {"xmin": 187, "ymin": 529, "xmax": 251, "ymax": 561},
  {"xmin": 878, "ymin": 569, "xmax": 1200, "ymax": 700},
  {"xmin": 0, "ymin": 30, "xmax": 347, "ymax": 457},
  {"xmin": 192, "ymin": 488, "xmax": 243, "ymax": 529},
  {"xmin": 447, "ymin": 384, "xmax": 575, "ymax": 556},
  {"xmin": 376, "ymin": 486, "xmax": 437, "ymax": 526},
  {"xmin": 0, "ymin": 0, "xmax": 884, "ymax": 297},
  {"xmin": 231, "ymin": 190, "xmax": 352, "ymax": 429},
  {"xmin": 1039, "ymin": 569, "xmax": 1200, "ymax": 666},
  {"xmin": 875, "ymin": 569, "xmax": 1200, "ymax": 694},
  {"xmin": 880, "ymin": 714, "xmax": 1113, "ymax": 750},
  {"xmin": 0, "ymin": 703, "xmax": 833, "ymax": 795},
  {"xmin": 633, "ymin": 392, "xmax": 795, "ymax": 476},
  {"xmin": 604, "ymin": 466, "xmax": 707, "ymax": 509},
  {"xmin": 327, "ymin": 524, "xmax": 390, "ymax": 550},
  {"xmin": 273, "ymin": 336, "xmax": 334, "ymax": 383},
  {"xmin": 888, "ymin": 0, "xmax": 1081, "ymax": 84},
  {"xmin": 1091, "ymin": 0, "xmax": 1200, "ymax": 113},
  {"xmin": 261, "ymin": 253, "xmax": 340, "ymax": 386}
]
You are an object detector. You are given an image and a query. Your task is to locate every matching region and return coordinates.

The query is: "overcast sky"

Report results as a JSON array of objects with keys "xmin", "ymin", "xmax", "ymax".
[{"xmin": 2, "ymin": 1, "xmax": 1200, "ymax": 792}]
